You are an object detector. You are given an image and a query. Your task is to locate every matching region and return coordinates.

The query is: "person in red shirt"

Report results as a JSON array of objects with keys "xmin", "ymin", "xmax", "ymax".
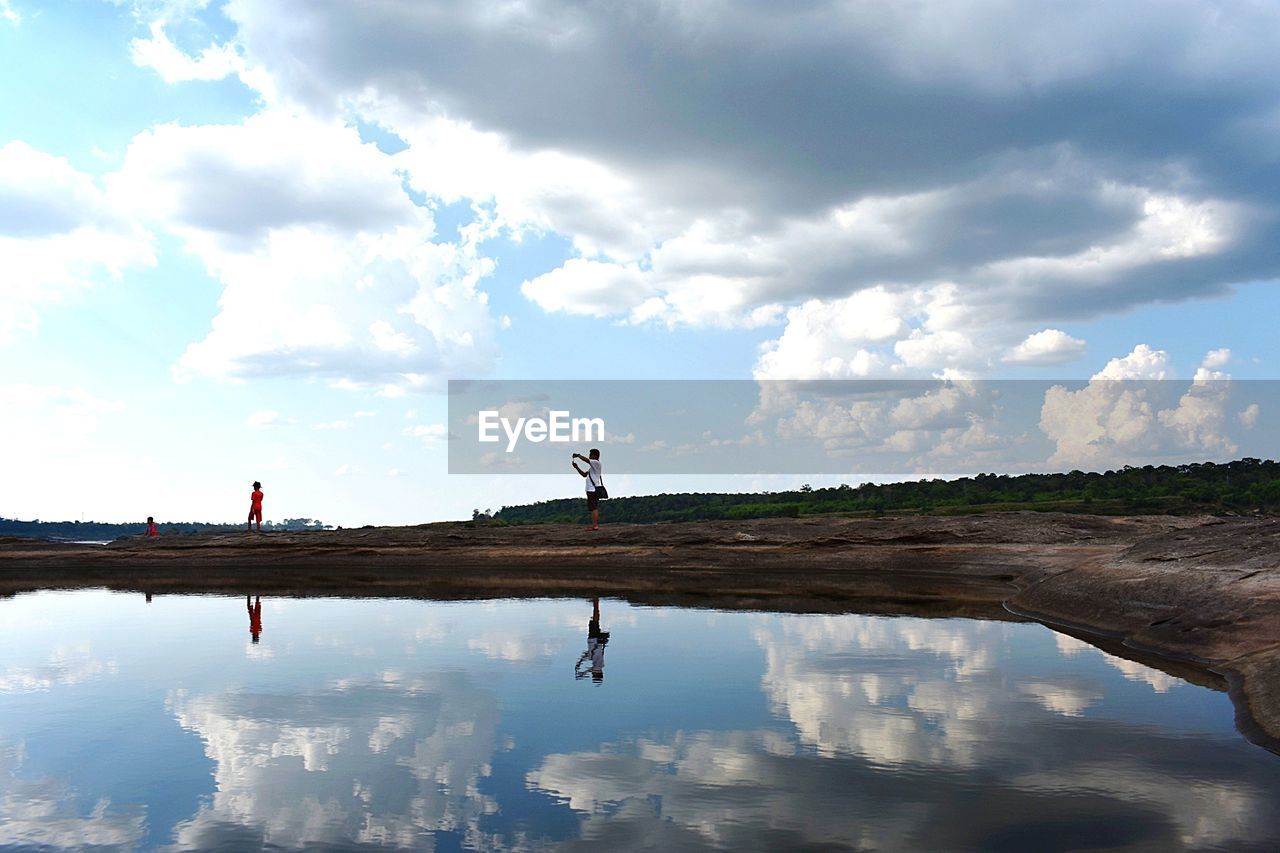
[
  {"xmin": 142, "ymin": 516, "xmax": 158, "ymax": 537},
  {"xmin": 247, "ymin": 481, "xmax": 264, "ymax": 532},
  {"xmin": 247, "ymin": 595, "xmax": 262, "ymax": 643}
]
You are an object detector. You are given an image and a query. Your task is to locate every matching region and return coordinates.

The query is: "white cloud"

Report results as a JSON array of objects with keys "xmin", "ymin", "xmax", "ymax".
[
  {"xmin": 1003, "ymin": 329, "xmax": 1086, "ymax": 365},
  {"xmin": 168, "ymin": 672, "xmax": 500, "ymax": 849},
  {"xmin": 0, "ymin": 142, "xmax": 155, "ymax": 343},
  {"xmin": 525, "ymin": 610, "xmax": 1273, "ymax": 850},
  {"xmin": 99, "ymin": 1, "xmax": 1280, "ymax": 391},
  {"xmin": 1020, "ymin": 681, "xmax": 1101, "ymax": 717},
  {"xmin": 894, "ymin": 328, "xmax": 979, "ymax": 372},
  {"xmin": 981, "ymin": 191, "xmax": 1244, "ymax": 289},
  {"xmin": 246, "ymin": 410, "xmax": 290, "ymax": 428},
  {"xmin": 253, "ymin": 32, "xmax": 1256, "ymax": 336},
  {"xmin": 1, "ymin": 1, "xmax": 20, "ymax": 26},
  {"xmin": 1101, "ymin": 654, "xmax": 1181, "ymax": 693},
  {"xmin": 1092, "ymin": 343, "xmax": 1172, "ymax": 381},
  {"xmin": 108, "ymin": 111, "xmax": 500, "ymax": 390},
  {"xmin": 108, "ymin": 112, "xmax": 418, "ymax": 251},
  {"xmin": 0, "ymin": 741, "xmax": 145, "ymax": 849},
  {"xmin": 466, "ymin": 632, "xmax": 561, "ymax": 662},
  {"xmin": 753, "ymin": 282, "xmax": 1080, "ymax": 380},
  {"xmin": 404, "ymin": 423, "xmax": 447, "ymax": 444},
  {"xmin": 1157, "ymin": 371, "xmax": 1237, "ymax": 456},
  {"xmin": 520, "ymin": 258, "xmax": 653, "ymax": 318},
  {"xmin": 1040, "ymin": 345, "xmax": 1240, "ymax": 467},
  {"xmin": 104, "ymin": 0, "xmax": 1280, "ymax": 378},
  {"xmin": 1238, "ymin": 403, "xmax": 1260, "ymax": 429},
  {"xmin": 1201, "ymin": 347, "xmax": 1232, "ymax": 369},
  {"xmin": 0, "ymin": 646, "xmax": 119, "ymax": 693},
  {"xmin": 758, "ymin": 381, "xmax": 1004, "ymax": 472},
  {"xmin": 130, "ymin": 21, "xmax": 242, "ymax": 83},
  {"xmin": 754, "ymin": 288, "xmax": 908, "ymax": 379}
]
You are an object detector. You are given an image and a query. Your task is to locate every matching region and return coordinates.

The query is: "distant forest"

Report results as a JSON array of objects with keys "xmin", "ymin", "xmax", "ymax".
[
  {"xmin": 490, "ymin": 458, "xmax": 1280, "ymax": 525},
  {"xmin": 0, "ymin": 517, "xmax": 332, "ymax": 542}
]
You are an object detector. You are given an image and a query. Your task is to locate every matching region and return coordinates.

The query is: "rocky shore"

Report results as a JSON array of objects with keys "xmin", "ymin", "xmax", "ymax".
[{"xmin": 2, "ymin": 512, "xmax": 1277, "ymax": 751}]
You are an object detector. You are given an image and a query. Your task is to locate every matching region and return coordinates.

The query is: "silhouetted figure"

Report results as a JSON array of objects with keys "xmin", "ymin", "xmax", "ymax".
[
  {"xmin": 142, "ymin": 516, "xmax": 158, "ymax": 537},
  {"xmin": 247, "ymin": 481, "xmax": 264, "ymax": 532},
  {"xmin": 247, "ymin": 595, "xmax": 263, "ymax": 643},
  {"xmin": 145, "ymin": 592, "xmax": 152, "ymax": 604},
  {"xmin": 571, "ymin": 449, "xmax": 605, "ymax": 530},
  {"xmin": 575, "ymin": 597, "xmax": 610, "ymax": 682}
]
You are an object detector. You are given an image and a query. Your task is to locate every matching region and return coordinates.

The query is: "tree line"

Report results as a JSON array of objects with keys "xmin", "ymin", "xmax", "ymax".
[
  {"xmin": 0, "ymin": 517, "xmax": 332, "ymax": 541},
  {"xmin": 490, "ymin": 458, "xmax": 1280, "ymax": 525}
]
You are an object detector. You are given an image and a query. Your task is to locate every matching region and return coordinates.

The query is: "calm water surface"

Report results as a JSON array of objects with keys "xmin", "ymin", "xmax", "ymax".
[{"xmin": 1, "ymin": 591, "xmax": 1277, "ymax": 851}]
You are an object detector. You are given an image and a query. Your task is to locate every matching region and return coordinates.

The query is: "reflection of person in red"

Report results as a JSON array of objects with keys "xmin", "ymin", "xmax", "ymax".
[
  {"xmin": 246, "ymin": 481, "xmax": 264, "ymax": 532},
  {"xmin": 575, "ymin": 597, "xmax": 610, "ymax": 683},
  {"xmin": 247, "ymin": 595, "xmax": 262, "ymax": 643}
]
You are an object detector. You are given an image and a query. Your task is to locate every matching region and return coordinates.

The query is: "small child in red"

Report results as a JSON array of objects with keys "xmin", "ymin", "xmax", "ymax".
[{"xmin": 247, "ymin": 481, "xmax": 264, "ymax": 532}]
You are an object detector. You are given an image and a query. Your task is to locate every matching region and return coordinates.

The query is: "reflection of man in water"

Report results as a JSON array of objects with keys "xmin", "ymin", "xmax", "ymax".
[
  {"xmin": 247, "ymin": 595, "xmax": 263, "ymax": 643},
  {"xmin": 575, "ymin": 597, "xmax": 610, "ymax": 682}
]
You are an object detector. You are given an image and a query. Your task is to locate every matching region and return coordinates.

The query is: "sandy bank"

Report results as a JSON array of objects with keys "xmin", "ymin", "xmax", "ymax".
[{"xmin": 2, "ymin": 512, "xmax": 1277, "ymax": 751}]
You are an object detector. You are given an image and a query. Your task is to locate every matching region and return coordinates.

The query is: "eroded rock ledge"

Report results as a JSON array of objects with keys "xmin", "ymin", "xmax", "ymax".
[{"xmin": 2, "ymin": 513, "xmax": 1277, "ymax": 750}]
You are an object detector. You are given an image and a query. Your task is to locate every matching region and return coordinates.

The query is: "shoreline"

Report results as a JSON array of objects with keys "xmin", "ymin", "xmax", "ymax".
[{"xmin": 2, "ymin": 512, "xmax": 1277, "ymax": 753}]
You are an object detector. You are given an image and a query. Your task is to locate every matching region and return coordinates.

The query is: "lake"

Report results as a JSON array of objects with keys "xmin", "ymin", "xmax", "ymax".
[{"xmin": 1, "ymin": 591, "xmax": 1277, "ymax": 851}]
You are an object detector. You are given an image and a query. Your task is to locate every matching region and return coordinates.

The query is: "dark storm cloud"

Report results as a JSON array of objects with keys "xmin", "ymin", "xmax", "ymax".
[
  {"xmin": 221, "ymin": 0, "xmax": 1280, "ymax": 319},
  {"xmin": 226, "ymin": 2, "xmax": 1278, "ymax": 195}
]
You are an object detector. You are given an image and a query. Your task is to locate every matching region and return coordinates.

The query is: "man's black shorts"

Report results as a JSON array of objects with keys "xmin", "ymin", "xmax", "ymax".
[{"xmin": 587, "ymin": 490, "xmax": 601, "ymax": 510}]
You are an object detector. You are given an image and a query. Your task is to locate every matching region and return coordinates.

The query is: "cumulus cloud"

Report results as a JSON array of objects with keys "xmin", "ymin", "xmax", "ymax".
[
  {"xmin": 466, "ymin": 632, "xmax": 561, "ymax": 662},
  {"xmin": 752, "ymin": 380, "xmax": 1011, "ymax": 474},
  {"xmin": 754, "ymin": 288, "xmax": 908, "ymax": 379},
  {"xmin": 742, "ymin": 345, "xmax": 1272, "ymax": 476},
  {"xmin": 80, "ymin": 0, "xmax": 1279, "ymax": 406},
  {"xmin": 167, "ymin": 671, "xmax": 501, "ymax": 850},
  {"xmin": 1039, "ymin": 345, "xmax": 1246, "ymax": 467},
  {"xmin": 107, "ymin": 112, "xmax": 500, "ymax": 390},
  {"xmin": 521, "ymin": 258, "xmax": 654, "ymax": 318},
  {"xmin": 1093, "ymin": 343, "xmax": 1174, "ymax": 381},
  {"xmin": 106, "ymin": 0, "xmax": 1280, "ymax": 390},
  {"xmin": 1004, "ymin": 329, "xmax": 1087, "ymax": 365},
  {"xmin": 0, "ymin": 142, "xmax": 154, "ymax": 343},
  {"xmin": 109, "ymin": 113, "xmax": 416, "ymax": 251},
  {"xmin": 404, "ymin": 423, "xmax": 447, "ymax": 444},
  {"xmin": 0, "ymin": 645, "xmax": 119, "ymax": 693},
  {"xmin": 245, "ymin": 410, "xmax": 290, "ymax": 428},
  {"xmin": 528, "ymin": 613, "xmax": 1278, "ymax": 850},
  {"xmin": 1202, "ymin": 347, "xmax": 1233, "ymax": 369},
  {"xmin": 181, "ymin": 0, "xmax": 1280, "ymax": 348},
  {"xmin": 130, "ymin": 21, "xmax": 243, "ymax": 83},
  {"xmin": 0, "ymin": 741, "xmax": 145, "ymax": 850}
]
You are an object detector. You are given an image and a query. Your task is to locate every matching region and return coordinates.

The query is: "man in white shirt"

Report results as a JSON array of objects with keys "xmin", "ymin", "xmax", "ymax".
[
  {"xmin": 575, "ymin": 597, "xmax": 609, "ymax": 682},
  {"xmin": 571, "ymin": 448, "xmax": 604, "ymax": 530}
]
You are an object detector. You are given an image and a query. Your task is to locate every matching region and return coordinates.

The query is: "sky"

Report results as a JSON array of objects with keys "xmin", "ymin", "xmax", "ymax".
[{"xmin": 2, "ymin": 0, "xmax": 1278, "ymax": 526}]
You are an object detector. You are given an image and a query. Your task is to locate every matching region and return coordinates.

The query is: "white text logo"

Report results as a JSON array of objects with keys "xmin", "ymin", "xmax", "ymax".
[{"xmin": 477, "ymin": 410, "xmax": 605, "ymax": 452}]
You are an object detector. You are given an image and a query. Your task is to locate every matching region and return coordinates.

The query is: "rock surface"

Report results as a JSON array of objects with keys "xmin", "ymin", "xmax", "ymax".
[{"xmin": 2, "ymin": 513, "xmax": 1277, "ymax": 750}]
